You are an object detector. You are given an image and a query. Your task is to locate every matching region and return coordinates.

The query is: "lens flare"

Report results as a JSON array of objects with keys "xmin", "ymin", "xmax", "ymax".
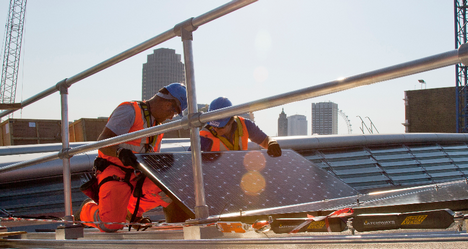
[
  {"xmin": 243, "ymin": 151, "xmax": 266, "ymax": 171},
  {"xmin": 240, "ymin": 171, "xmax": 266, "ymax": 196}
]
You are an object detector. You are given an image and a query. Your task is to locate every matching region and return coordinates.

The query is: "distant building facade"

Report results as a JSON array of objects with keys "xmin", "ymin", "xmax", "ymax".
[
  {"xmin": 142, "ymin": 48, "xmax": 185, "ymax": 100},
  {"xmin": 277, "ymin": 108, "xmax": 288, "ymax": 136},
  {"xmin": 287, "ymin": 114, "xmax": 308, "ymax": 136},
  {"xmin": 404, "ymin": 87, "xmax": 456, "ymax": 133},
  {"xmin": 312, "ymin": 102, "xmax": 338, "ymax": 135}
]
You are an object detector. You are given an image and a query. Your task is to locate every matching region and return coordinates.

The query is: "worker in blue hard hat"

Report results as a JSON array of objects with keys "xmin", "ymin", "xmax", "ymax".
[
  {"xmin": 77, "ymin": 82, "xmax": 187, "ymax": 232},
  {"xmin": 199, "ymin": 97, "xmax": 282, "ymax": 156}
]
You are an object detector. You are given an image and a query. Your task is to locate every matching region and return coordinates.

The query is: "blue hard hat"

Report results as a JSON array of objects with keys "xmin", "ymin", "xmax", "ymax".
[
  {"xmin": 208, "ymin": 97, "xmax": 232, "ymax": 128},
  {"xmin": 165, "ymin": 83, "xmax": 187, "ymax": 115}
]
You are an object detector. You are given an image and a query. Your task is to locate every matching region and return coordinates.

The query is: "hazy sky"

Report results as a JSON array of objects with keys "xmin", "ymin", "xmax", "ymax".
[{"xmin": 0, "ymin": 1, "xmax": 455, "ymax": 136}]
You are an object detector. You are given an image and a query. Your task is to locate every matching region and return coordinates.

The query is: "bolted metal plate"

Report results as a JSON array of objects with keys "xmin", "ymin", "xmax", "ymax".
[{"xmin": 136, "ymin": 149, "xmax": 359, "ymax": 217}]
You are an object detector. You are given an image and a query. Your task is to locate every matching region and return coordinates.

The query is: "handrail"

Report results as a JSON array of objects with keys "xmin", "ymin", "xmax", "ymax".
[
  {"xmin": 0, "ymin": 0, "xmax": 259, "ymax": 223},
  {"xmin": 2, "ymin": 44, "xmax": 468, "ymax": 174},
  {"xmin": 1, "ymin": 0, "xmax": 468, "ymax": 225},
  {"xmin": 0, "ymin": 0, "xmax": 257, "ymax": 119}
]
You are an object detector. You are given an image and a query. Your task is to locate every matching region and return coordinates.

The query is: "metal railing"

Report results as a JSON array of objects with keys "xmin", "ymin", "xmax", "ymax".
[{"xmin": 2, "ymin": 0, "xmax": 468, "ymax": 224}]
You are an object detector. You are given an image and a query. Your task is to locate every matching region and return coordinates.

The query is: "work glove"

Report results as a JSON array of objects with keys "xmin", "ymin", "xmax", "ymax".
[
  {"xmin": 118, "ymin": 148, "xmax": 139, "ymax": 168},
  {"xmin": 267, "ymin": 140, "xmax": 282, "ymax": 157}
]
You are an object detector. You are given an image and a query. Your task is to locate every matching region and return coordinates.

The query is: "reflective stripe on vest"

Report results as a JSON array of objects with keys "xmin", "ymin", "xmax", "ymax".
[
  {"xmin": 98, "ymin": 101, "xmax": 164, "ymax": 167},
  {"xmin": 199, "ymin": 116, "xmax": 249, "ymax": 151}
]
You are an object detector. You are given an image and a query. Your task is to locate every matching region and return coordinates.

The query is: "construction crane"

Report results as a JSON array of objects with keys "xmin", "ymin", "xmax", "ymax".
[
  {"xmin": 455, "ymin": 0, "xmax": 468, "ymax": 132},
  {"xmin": 0, "ymin": 0, "xmax": 27, "ymax": 110}
]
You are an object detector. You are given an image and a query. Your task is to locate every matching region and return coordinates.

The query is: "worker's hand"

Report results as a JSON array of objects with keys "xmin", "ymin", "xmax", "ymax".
[
  {"xmin": 267, "ymin": 140, "xmax": 282, "ymax": 157},
  {"xmin": 118, "ymin": 148, "xmax": 139, "ymax": 168}
]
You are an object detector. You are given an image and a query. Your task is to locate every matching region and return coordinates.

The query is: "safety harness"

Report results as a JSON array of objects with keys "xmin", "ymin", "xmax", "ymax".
[
  {"xmin": 140, "ymin": 101, "xmax": 161, "ymax": 152},
  {"xmin": 91, "ymin": 101, "xmax": 160, "ymax": 231},
  {"xmin": 206, "ymin": 117, "xmax": 243, "ymax": 150}
]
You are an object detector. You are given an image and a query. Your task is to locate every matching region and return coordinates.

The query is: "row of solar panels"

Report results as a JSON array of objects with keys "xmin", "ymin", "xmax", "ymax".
[{"xmin": 301, "ymin": 143, "xmax": 468, "ymax": 192}]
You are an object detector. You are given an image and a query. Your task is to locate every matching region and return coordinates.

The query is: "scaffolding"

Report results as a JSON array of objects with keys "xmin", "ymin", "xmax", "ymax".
[{"xmin": 0, "ymin": 0, "xmax": 468, "ymax": 239}]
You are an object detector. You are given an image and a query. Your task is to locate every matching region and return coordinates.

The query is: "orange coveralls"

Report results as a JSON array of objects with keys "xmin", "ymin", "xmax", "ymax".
[{"xmin": 80, "ymin": 101, "xmax": 171, "ymax": 232}]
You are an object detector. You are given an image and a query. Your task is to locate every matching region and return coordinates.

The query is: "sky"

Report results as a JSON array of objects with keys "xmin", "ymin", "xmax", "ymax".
[{"xmin": 0, "ymin": 0, "xmax": 456, "ymax": 136}]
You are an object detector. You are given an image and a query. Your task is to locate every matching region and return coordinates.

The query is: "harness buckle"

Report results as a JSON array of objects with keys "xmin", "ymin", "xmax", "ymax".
[{"xmin": 134, "ymin": 169, "xmax": 141, "ymax": 177}]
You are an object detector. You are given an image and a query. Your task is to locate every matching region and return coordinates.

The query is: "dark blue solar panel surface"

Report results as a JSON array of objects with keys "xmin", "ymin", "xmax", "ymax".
[{"xmin": 136, "ymin": 150, "xmax": 359, "ymax": 216}]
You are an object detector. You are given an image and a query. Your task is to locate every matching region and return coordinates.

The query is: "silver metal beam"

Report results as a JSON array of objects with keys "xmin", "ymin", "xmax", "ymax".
[
  {"xmin": 1, "ymin": 45, "xmax": 468, "ymax": 174},
  {"xmin": 0, "ymin": 0, "xmax": 258, "ymax": 119},
  {"xmin": 58, "ymin": 84, "xmax": 73, "ymax": 222},
  {"xmin": 179, "ymin": 24, "xmax": 209, "ymax": 219}
]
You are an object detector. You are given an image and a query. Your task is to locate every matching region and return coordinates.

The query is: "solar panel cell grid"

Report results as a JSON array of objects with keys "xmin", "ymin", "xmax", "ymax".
[{"xmin": 137, "ymin": 150, "xmax": 359, "ymax": 217}]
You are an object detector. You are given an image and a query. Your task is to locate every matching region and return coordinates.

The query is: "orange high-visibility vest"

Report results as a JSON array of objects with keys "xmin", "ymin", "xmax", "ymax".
[
  {"xmin": 199, "ymin": 116, "xmax": 249, "ymax": 151},
  {"xmin": 98, "ymin": 101, "xmax": 163, "ymax": 168}
]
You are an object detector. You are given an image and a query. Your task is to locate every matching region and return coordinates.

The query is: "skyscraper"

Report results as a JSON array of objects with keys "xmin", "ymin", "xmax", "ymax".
[
  {"xmin": 287, "ymin": 114, "xmax": 308, "ymax": 136},
  {"xmin": 142, "ymin": 48, "xmax": 185, "ymax": 100},
  {"xmin": 312, "ymin": 102, "xmax": 338, "ymax": 135},
  {"xmin": 278, "ymin": 108, "xmax": 288, "ymax": 136}
]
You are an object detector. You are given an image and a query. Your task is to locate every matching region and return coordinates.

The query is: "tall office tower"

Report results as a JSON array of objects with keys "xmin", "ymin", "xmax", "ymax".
[
  {"xmin": 278, "ymin": 108, "xmax": 288, "ymax": 136},
  {"xmin": 312, "ymin": 102, "xmax": 338, "ymax": 135},
  {"xmin": 142, "ymin": 48, "xmax": 185, "ymax": 100},
  {"xmin": 287, "ymin": 114, "xmax": 308, "ymax": 136}
]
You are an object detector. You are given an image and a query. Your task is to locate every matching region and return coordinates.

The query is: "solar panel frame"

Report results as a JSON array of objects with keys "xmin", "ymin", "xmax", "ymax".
[{"xmin": 136, "ymin": 149, "xmax": 359, "ymax": 218}]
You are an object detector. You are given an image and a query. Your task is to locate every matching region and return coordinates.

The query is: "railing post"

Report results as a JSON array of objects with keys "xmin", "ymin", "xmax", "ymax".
[
  {"xmin": 176, "ymin": 19, "xmax": 209, "ymax": 220},
  {"xmin": 55, "ymin": 79, "xmax": 83, "ymax": 240},
  {"xmin": 56, "ymin": 79, "xmax": 73, "ymax": 220}
]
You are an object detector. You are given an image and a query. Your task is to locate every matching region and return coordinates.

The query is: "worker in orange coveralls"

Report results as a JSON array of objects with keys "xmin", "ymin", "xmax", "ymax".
[{"xmin": 76, "ymin": 83, "xmax": 187, "ymax": 232}]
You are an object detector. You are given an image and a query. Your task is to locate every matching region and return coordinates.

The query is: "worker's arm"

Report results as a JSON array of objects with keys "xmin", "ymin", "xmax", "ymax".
[
  {"xmin": 97, "ymin": 103, "xmax": 135, "ymax": 158},
  {"xmin": 98, "ymin": 126, "xmax": 138, "ymax": 167},
  {"xmin": 97, "ymin": 127, "xmax": 120, "ymax": 157},
  {"xmin": 261, "ymin": 136, "xmax": 282, "ymax": 157},
  {"xmin": 259, "ymin": 136, "xmax": 270, "ymax": 149}
]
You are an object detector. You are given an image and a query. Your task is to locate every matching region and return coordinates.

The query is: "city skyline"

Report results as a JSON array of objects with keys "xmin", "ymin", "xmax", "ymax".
[{"xmin": 0, "ymin": 1, "xmax": 455, "ymax": 136}]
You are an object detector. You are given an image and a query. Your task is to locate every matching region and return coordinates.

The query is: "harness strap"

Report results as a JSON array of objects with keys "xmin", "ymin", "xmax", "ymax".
[
  {"xmin": 95, "ymin": 159, "xmax": 136, "ymax": 203},
  {"xmin": 138, "ymin": 101, "xmax": 160, "ymax": 152},
  {"xmin": 128, "ymin": 175, "xmax": 147, "ymax": 231},
  {"xmin": 98, "ymin": 170, "xmax": 135, "ymax": 193},
  {"xmin": 207, "ymin": 117, "xmax": 243, "ymax": 150}
]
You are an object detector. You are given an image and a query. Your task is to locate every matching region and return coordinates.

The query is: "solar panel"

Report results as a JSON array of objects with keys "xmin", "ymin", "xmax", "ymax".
[{"xmin": 136, "ymin": 149, "xmax": 359, "ymax": 217}]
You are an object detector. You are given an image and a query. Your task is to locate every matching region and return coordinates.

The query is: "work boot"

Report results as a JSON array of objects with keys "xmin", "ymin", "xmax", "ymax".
[
  {"xmin": 126, "ymin": 211, "xmax": 152, "ymax": 231},
  {"xmin": 133, "ymin": 217, "xmax": 152, "ymax": 231},
  {"xmin": 74, "ymin": 198, "xmax": 95, "ymax": 225}
]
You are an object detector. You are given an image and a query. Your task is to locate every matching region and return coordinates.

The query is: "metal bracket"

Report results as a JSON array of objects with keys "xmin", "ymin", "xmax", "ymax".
[
  {"xmin": 58, "ymin": 147, "xmax": 72, "ymax": 159},
  {"xmin": 174, "ymin": 18, "xmax": 198, "ymax": 41},
  {"xmin": 189, "ymin": 112, "xmax": 205, "ymax": 128},
  {"xmin": 55, "ymin": 224, "xmax": 84, "ymax": 240},
  {"xmin": 181, "ymin": 112, "xmax": 205, "ymax": 129},
  {"xmin": 55, "ymin": 78, "xmax": 69, "ymax": 94}
]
